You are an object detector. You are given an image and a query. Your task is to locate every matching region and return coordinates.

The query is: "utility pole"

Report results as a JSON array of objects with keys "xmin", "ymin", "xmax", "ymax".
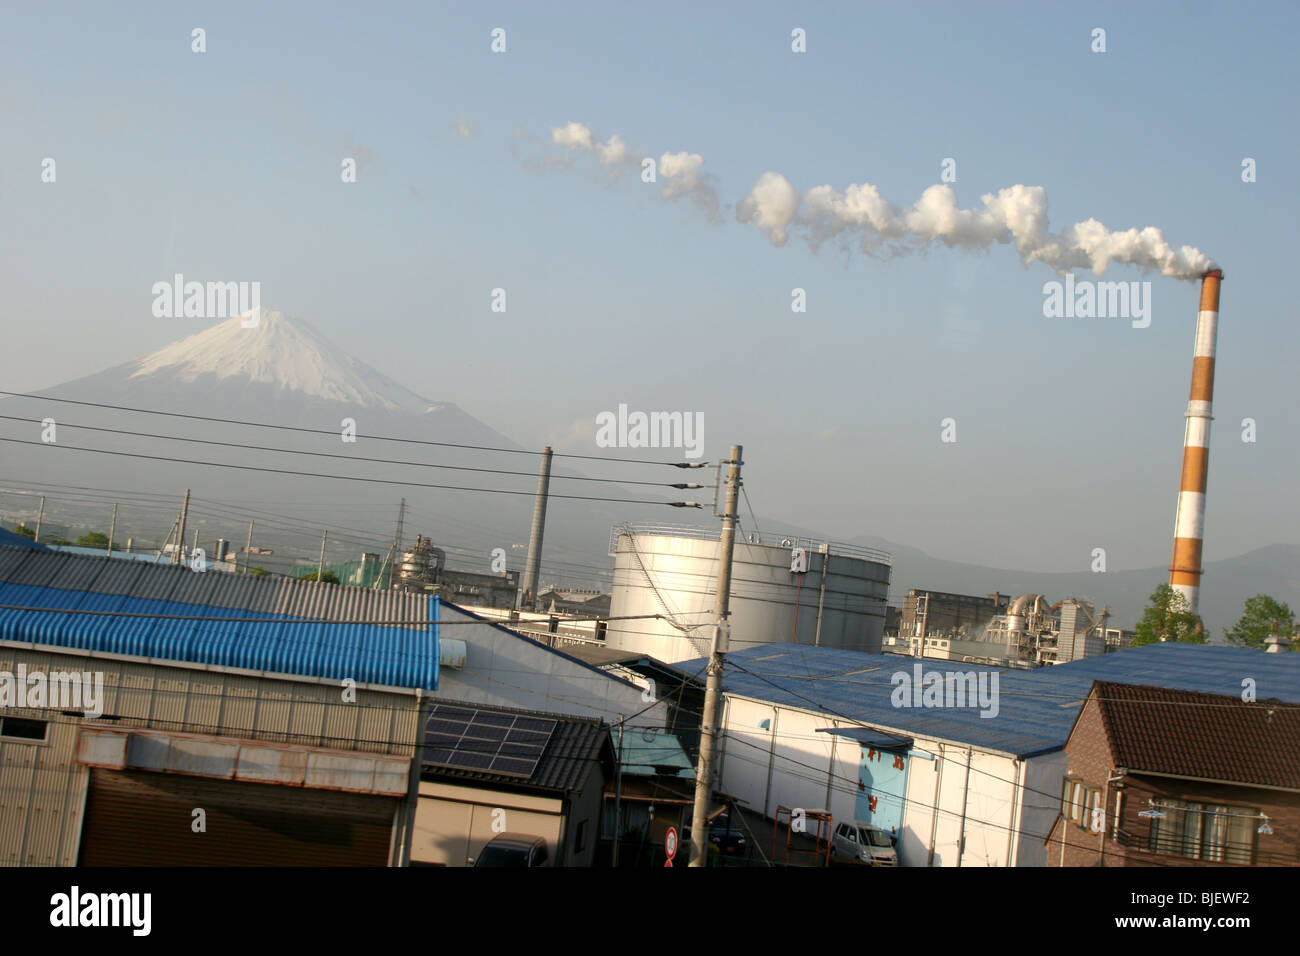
[
  {"xmin": 317, "ymin": 530, "xmax": 328, "ymax": 582},
  {"xmin": 242, "ymin": 520, "xmax": 254, "ymax": 574},
  {"xmin": 34, "ymin": 495, "xmax": 45, "ymax": 543},
  {"xmin": 689, "ymin": 444, "xmax": 742, "ymax": 868},
  {"xmin": 520, "ymin": 447, "xmax": 553, "ymax": 611},
  {"xmin": 175, "ymin": 489, "xmax": 191, "ymax": 565},
  {"xmin": 387, "ymin": 498, "xmax": 406, "ymax": 589},
  {"xmin": 613, "ymin": 722, "xmax": 625, "ymax": 867},
  {"xmin": 106, "ymin": 503, "xmax": 117, "ymax": 556},
  {"xmin": 155, "ymin": 518, "xmax": 178, "ymax": 561}
]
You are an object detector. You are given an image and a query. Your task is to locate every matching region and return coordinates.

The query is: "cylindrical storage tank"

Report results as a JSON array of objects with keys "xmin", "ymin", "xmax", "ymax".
[{"xmin": 605, "ymin": 524, "xmax": 892, "ymax": 663}]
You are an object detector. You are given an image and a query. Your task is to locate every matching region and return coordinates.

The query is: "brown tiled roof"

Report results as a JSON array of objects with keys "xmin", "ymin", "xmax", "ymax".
[{"xmin": 1092, "ymin": 681, "xmax": 1300, "ymax": 790}]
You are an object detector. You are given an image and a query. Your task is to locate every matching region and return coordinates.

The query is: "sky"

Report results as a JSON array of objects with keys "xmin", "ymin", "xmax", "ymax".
[{"xmin": 2, "ymin": 1, "xmax": 1297, "ymax": 572}]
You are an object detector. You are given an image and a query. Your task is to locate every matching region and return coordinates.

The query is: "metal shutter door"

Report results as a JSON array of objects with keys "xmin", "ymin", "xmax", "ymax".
[{"xmin": 78, "ymin": 769, "xmax": 396, "ymax": 866}]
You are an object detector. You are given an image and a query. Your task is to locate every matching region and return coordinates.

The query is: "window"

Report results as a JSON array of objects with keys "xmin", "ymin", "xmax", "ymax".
[
  {"xmin": 1060, "ymin": 777, "xmax": 1077, "ymax": 819},
  {"xmin": 1060, "ymin": 777, "xmax": 1087, "ymax": 825},
  {"xmin": 0, "ymin": 717, "xmax": 48, "ymax": 742},
  {"xmin": 574, "ymin": 820, "xmax": 588, "ymax": 854},
  {"xmin": 1087, "ymin": 788, "xmax": 1104, "ymax": 832},
  {"xmin": 1148, "ymin": 799, "xmax": 1257, "ymax": 864}
]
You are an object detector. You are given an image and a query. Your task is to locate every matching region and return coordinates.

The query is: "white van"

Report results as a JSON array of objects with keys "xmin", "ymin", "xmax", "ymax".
[{"xmin": 831, "ymin": 821, "xmax": 898, "ymax": 866}]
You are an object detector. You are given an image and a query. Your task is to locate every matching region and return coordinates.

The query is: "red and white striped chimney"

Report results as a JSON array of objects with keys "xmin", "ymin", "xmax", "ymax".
[{"xmin": 1169, "ymin": 269, "xmax": 1223, "ymax": 616}]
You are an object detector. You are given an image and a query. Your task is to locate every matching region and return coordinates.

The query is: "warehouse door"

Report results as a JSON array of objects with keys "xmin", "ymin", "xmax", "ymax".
[
  {"xmin": 78, "ymin": 769, "xmax": 398, "ymax": 866},
  {"xmin": 856, "ymin": 746, "xmax": 909, "ymax": 838}
]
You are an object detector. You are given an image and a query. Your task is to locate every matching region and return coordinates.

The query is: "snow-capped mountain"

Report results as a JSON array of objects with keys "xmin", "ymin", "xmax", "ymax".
[
  {"xmin": 0, "ymin": 309, "xmax": 669, "ymax": 585},
  {"xmin": 21, "ymin": 307, "xmax": 525, "ymax": 450},
  {"xmin": 128, "ymin": 309, "xmax": 436, "ymax": 413}
]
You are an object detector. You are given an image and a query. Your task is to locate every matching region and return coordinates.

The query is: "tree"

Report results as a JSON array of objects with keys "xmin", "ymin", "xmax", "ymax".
[
  {"xmin": 311, "ymin": 571, "xmax": 340, "ymax": 585},
  {"xmin": 14, "ymin": 524, "xmax": 36, "ymax": 540},
  {"xmin": 1225, "ymin": 595, "xmax": 1295, "ymax": 651},
  {"xmin": 1133, "ymin": 584, "xmax": 1206, "ymax": 645},
  {"xmin": 77, "ymin": 531, "xmax": 110, "ymax": 549},
  {"xmin": 247, "ymin": 566, "xmax": 268, "ymax": 576}
]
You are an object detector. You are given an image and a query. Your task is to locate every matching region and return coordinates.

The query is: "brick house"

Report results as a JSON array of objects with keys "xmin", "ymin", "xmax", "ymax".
[{"xmin": 1047, "ymin": 681, "xmax": 1300, "ymax": 866}]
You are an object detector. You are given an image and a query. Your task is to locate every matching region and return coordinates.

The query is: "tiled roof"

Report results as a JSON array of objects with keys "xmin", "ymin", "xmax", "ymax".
[
  {"xmin": 0, "ymin": 544, "xmax": 438, "ymax": 689},
  {"xmin": 421, "ymin": 700, "xmax": 614, "ymax": 794},
  {"xmin": 1092, "ymin": 681, "xmax": 1300, "ymax": 790}
]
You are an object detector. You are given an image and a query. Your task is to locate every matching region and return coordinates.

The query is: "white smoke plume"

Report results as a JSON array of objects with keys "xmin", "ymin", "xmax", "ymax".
[
  {"xmin": 548, "ymin": 121, "xmax": 721, "ymax": 222},
  {"xmin": 738, "ymin": 174, "xmax": 1214, "ymax": 279}
]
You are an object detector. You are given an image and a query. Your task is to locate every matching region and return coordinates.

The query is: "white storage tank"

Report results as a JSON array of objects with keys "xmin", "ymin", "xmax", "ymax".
[{"xmin": 605, "ymin": 523, "xmax": 892, "ymax": 663}]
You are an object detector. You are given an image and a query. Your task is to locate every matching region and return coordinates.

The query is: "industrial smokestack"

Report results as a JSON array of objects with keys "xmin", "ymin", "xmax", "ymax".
[
  {"xmin": 1169, "ymin": 269, "xmax": 1223, "ymax": 616},
  {"xmin": 520, "ymin": 446, "xmax": 553, "ymax": 611}
]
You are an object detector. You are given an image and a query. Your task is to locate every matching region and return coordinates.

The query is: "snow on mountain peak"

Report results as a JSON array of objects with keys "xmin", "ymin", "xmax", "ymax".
[{"xmin": 129, "ymin": 308, "xmax": 434, "ymax": 411}]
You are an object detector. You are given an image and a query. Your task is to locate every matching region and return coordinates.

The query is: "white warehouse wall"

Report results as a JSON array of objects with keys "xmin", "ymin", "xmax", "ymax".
[{"xmin": 717, "ymin": 695, "xmax": 1061, "ymax": 867}]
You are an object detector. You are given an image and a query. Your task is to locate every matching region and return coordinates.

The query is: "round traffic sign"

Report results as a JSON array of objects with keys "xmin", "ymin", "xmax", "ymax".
[{"xmin": 665, "ymin": 826, "xmax": 678, "ymax": 859}]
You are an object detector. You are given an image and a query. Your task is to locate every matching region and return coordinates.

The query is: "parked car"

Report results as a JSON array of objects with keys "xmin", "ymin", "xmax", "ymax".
[
  {"xmin": 682, "ymin": 813, "xmax": 748, "ymax": 859},
  {"xmin": 472, "ymin": 833, "xmax": 550, "ymax": 867},
  {"xmin": 831, "ymin": 821, "xmax": 898, "ymax": 866}
]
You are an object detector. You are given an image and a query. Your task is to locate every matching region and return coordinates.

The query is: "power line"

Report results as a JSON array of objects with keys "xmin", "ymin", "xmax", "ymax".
[
  {"xmin": 0, "ymin": 414, "xmax": 704, "ymax": 489},
  {"xmin": 0, "ymin": 391, "xmax": 705, "ymax": 466},
  {"xmin": 0, "ymin": 437, "xmax": 689, "ymax": 506}
]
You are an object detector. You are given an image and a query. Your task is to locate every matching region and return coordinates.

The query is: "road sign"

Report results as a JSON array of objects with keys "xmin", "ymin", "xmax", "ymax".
[
  {"xmin": 664, "ymin": 826, "xmax": 678, "ymax": 860},
  {"xmin": 664, "ymin": 859, "xmax": 673, "ymax": 867}
]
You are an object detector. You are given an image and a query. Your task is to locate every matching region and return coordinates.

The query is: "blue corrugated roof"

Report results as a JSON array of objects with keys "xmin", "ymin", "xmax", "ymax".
[
  {"xmin": 684, "ymin": 642, "xmax": 1300, "ymax": 758},
  {"xmin": 0, "ymin": 529, "xmax": 45, "ymax": 550},
  {"xmin": 0, "ymin": 545, "xmax": 438, "ymax": 689}
]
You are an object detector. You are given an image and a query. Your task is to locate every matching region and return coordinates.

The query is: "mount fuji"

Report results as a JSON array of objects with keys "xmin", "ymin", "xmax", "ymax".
[{"xmin": 0, "ymin": 309, "xmax": 671, "ymax": 583}]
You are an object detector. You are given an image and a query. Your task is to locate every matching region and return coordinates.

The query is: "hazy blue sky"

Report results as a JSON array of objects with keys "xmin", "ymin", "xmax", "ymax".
[{"xmin": 2, "ymin": 1, "xmax": 1296, "ymax": 570}]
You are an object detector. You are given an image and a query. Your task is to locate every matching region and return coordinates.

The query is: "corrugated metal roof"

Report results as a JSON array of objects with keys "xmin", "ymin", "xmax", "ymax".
[
  {"xmin": 0, "ymin": 529, "xmax": 44, "ymax": 550},
  {"xmin": 683, "ymin": 642, "xmax": 1300, "ymax": 758},
  {"xmin": 0, "ymin": 545, "xmax": 438, "ymax": 689}
]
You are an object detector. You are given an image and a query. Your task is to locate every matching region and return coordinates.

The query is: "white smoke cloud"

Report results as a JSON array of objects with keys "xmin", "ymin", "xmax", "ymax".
[
  {"xmin": 659, "ymin": 151, "xmax": 720, "ymax": 222},
  {"xmin": 551, "ymin": 121, "xmax": 594, "ymax": 150},
  {"xmin": 736, "ymin": 171, "xmax": 800, "ymax": 245},
  {"xmin": 542, "ymin": 120, "xmax": 1213, "ymax": 277},
  {"xmin": 596, "ymin": 133, "xmax": 628, "ymax": 165},
  {"xmin": 546, "ymin": 122, "xmax": 721, "ymax": 220},
  {"xmin": 739, "ymin": 176, "xmax": 1214, "ymax": 278}
]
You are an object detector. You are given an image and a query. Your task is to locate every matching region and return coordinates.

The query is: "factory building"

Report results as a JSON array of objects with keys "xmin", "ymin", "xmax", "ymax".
[
  {"xmin": 888, "ymin": 589, "xmax": 1125, "ymax": 667},
  {"xmin": 605, "ymin": 523, "xmax": 892, "ymax": 664},
  {"xmin": 683, "ymin": 641, "xmax": 1300, "ymax": 867},
  {"xmin": 897, "ymin": 589, "xmax": 1011, "ymax": 651},
  {"xmin": 0, "ymin": 546, "xmax": 435, "ymax": 866}
]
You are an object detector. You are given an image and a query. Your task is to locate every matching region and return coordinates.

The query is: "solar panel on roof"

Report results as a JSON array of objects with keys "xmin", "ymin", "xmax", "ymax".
[{"xmin": 422, "ymin": 704, "xmax": 557, "ymax": 779}]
